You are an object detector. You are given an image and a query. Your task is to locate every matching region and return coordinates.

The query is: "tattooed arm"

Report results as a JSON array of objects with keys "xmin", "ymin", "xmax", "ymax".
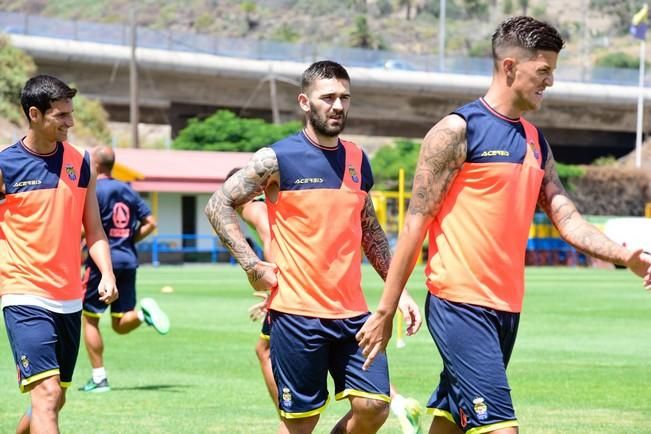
[
  {"xmin": 538, "ymin": 142, "xmax": 651, "ymax": 277},
  {"xmin": 361, "ymin": 195, "xmax": 423, "ymax": 335},
  {"xmin": 204, "ymin": 147, "xmax": 279, "ymax": 290},
  {"xmin": 361, "ymin": 195, "xmax": 392, "ymax": 280},
  {"xmin": 356, "ymin": 114, "xmax": 467, "ymax": 369}
]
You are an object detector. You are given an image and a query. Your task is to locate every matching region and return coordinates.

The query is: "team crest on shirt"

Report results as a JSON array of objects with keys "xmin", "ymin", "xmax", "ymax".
[
  {"xmin": 282, "ymin": 387, "xmax": 293, "ymax": 408},
  {"xmin": 348, "ymin": 165, "xmax": 359, "ymax": 183},
  {"xmin": 528, "ymin": 141, "xmax": 540, "ymax": 160},
  {"xmin": 473, "ymin": 397, "xmax": 488, "ymax": 421},
  {"xmin": 65, "ymin": 164, "xmax": 77, "ymax": 181}
]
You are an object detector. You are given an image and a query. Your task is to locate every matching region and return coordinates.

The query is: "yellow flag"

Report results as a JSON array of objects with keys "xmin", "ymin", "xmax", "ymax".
[{"xmin": 632, "ymin": 4, "xmax": 648, "ymax": 26}]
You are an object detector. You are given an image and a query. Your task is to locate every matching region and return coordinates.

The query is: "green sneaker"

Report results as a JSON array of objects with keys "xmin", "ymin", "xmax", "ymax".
[
  {"xmin": 140, "ymin": 298, "xmax": 170, "ymax": 335},
  {"xmin": 79, "ymin": 378, "xmax": 110, "ymax": 393},
  {"xmin": 392, "ymin": 396, "xmax": 424, "ymax": 434},
  {"xmin": 403, "ymin": 397, "xmax": 424, "ymax": 434}
]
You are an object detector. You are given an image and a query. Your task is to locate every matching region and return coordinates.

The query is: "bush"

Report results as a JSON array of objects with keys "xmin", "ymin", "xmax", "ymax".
[
  {"xmin": 595, "ymin": 51, "xmax": 644, "ymax": 69},
  {"xmin": 570, "ymin": 166, "xmax": 651, "ymax": 215},
  {"xmin": 71, "ymin": 93, "xmax": 112, "ymax": 145},
  {"xmin": 371, "ymin": 139, "xmax": 420, "ymax": 190},
  {"xmin": 0, "ymin": 35, "xmax": 36, "ymax": 125},
  {"xmin": 172, "ymin": 110, "xmax": 301, "ymax": 152}
]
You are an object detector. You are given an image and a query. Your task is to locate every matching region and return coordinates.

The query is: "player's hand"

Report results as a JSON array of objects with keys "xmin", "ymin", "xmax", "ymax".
[
  {"xmin": 398, "ymin": 290, "xmax": 422, "ymax": 336},
  {"xmin": 355, "ymin": 310, "xmax": 393, "ymax": 371},
  {"xmin": 246, "ymin": 260, "xmax": 278, "ymax": 292},
  {"xmin": 248, "ymin": 291, "xmax": 269, "ymax": 322},
  {"xmin": 624, "ymin": 249, "xmax": 651, "ymax": 282},
  {"xmin": 98, "ymin": 274, "xmax": 118, "ymax": 304}
]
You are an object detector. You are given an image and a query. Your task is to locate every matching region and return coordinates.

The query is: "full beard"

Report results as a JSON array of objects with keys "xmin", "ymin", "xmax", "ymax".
[{"xmin": 308, "ymin": 104, "xmax": 347, "ymax": 137}]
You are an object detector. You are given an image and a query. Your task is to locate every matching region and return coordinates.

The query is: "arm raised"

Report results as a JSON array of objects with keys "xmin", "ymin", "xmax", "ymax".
[{"xmin": 204, "ymin": 147, "xmax": 279, "ymax": 290}]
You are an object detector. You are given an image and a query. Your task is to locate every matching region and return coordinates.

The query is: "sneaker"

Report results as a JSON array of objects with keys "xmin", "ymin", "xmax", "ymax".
[
  {"xmin": 79, "ymin": 378, "xmax": 110, "ymax": 393},
  {"xmin": 392, "ymin": 396, "xmax": 424, "ymax": 434},
  {"xmin": 140, "ymin": 298, "xmax": 170, "ymax": 335}
]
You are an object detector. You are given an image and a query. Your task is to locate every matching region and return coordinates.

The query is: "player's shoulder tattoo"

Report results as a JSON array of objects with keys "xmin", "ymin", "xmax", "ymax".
[{"xmin": 409, "ymin": 114, "xmax": 467, "ymax": 217}]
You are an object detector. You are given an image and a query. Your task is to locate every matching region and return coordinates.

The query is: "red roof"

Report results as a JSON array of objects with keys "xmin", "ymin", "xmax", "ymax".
[{"xmin": 114, "ymin": 148, "xmax": 254, "ymax": 193}]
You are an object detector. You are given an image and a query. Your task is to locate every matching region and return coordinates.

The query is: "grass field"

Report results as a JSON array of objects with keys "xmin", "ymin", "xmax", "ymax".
[{"xmin": 1, "ymin": 265, "xmax": 650, "ymax": 433}]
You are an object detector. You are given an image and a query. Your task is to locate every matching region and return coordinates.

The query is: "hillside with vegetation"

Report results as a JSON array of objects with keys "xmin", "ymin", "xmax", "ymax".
[{"xmin": 0, "ymin": 0, "xmax": 645, "ymax": 70}]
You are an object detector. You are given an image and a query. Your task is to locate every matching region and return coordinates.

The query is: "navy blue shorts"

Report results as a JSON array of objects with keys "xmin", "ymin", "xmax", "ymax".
[
  {"xmin": 425, "ymin": 293, "xmax": 520, "ymax": 433},
  {"xmin": 269, "ymin": 310, "xmax": 390, "ymax": 419},
  {"xmin": 260, "ymin": 312, "xmax": 271, "ymax": 341},
  {"xmin": 3, "ymin": 305, "xmax": 81, "ymax": 392},
  {"xmin": 83, "ymin": 266, "xmax": 137, "ymax": 317}
]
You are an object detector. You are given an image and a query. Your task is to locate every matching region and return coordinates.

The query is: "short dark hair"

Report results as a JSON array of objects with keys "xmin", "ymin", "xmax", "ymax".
[
  {"xmin": 301, "ymin": 60, "xmax": 350, "ymax": 93},
  {"xmin": 491, "ymin": 16, "xmax": 565, "ymax": 62},
  {"xmin": 20, "ymin": 75, "xmax": 77, "ymax": 120}
]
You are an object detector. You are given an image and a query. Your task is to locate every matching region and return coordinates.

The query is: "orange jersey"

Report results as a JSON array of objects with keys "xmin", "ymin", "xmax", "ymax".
[
  {"xmin": 426, "ymin": 99, "xmax": 546, "ymax": 313},
  {"xmin": 267, "ymin": 132, "xmax": 373, "ymax": 318},
  {"xmin": 0, "ymin": 141, "xmax": 90, "ymax": 300}
]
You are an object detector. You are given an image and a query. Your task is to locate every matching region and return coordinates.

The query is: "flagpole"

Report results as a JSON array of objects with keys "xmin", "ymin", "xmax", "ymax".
[{"xmin": 635, "ymin": 37, "xmax": 645, "ymax": 169}]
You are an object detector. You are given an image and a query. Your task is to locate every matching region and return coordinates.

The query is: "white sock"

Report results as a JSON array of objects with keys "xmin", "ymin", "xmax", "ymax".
[
  {"xmin": 137, "ymin": 309, "xmax": 144, "ymax": 322},
  {"xmin": 391, "ymin": 393, "xmax": 406, "ymax": 416},
  {"xmin": 92, "ymin": 367, "xmax": 106, "ymax": 383}
]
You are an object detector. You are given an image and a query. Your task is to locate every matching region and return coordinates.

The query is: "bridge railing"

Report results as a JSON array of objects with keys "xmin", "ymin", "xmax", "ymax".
[
  {"xmin": 138, "ymin": 233, "xmax": 264, "ymax": 267},
  {"xmin": 1, "ymin": 10, "xmax": 649, "ymax": 86}
]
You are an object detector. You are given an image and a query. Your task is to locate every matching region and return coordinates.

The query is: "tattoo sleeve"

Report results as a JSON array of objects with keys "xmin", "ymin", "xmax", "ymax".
[
  {"xmin": 538, "ymin": 144, "xmax": 628, "ymax": 264},
  {"xmin": 204, "ymin": 147, "xmax": 278, "ymax": 272},
  {"xmin": 408, "ymin": 115, "xmax": 467, "ymax": 218},
  {"xmin": 361, "ymin": 195, "xmax": 392, "ymax": 280}
]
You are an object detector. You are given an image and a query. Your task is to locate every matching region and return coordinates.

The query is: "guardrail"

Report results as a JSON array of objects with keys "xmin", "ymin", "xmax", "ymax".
[
  {"xmin": 139, "ymin": 233, "xmax": 261, "ymax": 267},
  {"xmin": 1, "ymin": 10, "xmax": 650, "ymax": 85}
]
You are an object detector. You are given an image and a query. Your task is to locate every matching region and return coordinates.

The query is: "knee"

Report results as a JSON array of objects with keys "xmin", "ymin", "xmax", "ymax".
[
  {"xmin": 354, "ymin": 398, "xmax": 390, "ymax": 426},
  {"xmin": 111, "ymin": 322, "xmax": 128, "ymax": 334},
  {"xmin": 111, "ymin": 319, "xmax": 129, "ymax": 334},
  {"xmin": 57, "ymin": 391, "xmax": 67, "ymax": 411},
  {"xmin": 30, "ymin": 379, "xmax": 63, "ymax": 411},
  {"xmin": 254, "ymin": 339, "xmax": 270, "ymax": 362}
]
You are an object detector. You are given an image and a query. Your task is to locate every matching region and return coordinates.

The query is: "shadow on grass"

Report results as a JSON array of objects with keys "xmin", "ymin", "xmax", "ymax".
[{"xmin": 111, "ymin": 384, "xmax": 188, "ymax": 392}]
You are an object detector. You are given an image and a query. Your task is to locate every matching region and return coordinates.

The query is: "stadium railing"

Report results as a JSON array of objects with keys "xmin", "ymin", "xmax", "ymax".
[
  {"xmin": 1, "ymin": 10, "xmax": 650, "ymax": 86},
  {"xmin": 138, "ymin": 234, "xmax": 263, "ymax": 266}
]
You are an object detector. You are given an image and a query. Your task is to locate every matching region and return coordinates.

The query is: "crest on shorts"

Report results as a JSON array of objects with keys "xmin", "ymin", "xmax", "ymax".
[
  {"xmin": 20, "ymin": 355, "xmax": 31, "ymax": 375},
  {"xmin": 282, "ymin": 387, "xmax": 293, "ymax": 408},
  {"xmin": 65, "ymin": 164, "xmax": 77, "ymax": 181},
  {"xmin": 348, "ymin": 165, "xmax": 359, "ymax": 183},
  {"xmin": 473, "ymin": 397, "xmax": 488, "ymax": 421}
]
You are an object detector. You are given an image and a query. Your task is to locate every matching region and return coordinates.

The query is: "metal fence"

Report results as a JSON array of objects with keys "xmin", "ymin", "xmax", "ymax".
[{"xmin": 1, "ymin": 10, "xmax": 649, "ymax": 85}]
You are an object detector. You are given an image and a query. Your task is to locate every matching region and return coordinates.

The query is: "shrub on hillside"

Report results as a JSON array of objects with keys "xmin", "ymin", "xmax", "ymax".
[
  {"xmin": 172, "ymin": 110, "xmax": 301, "ymax": 152},
  {"xmin": 0, "ymin": 35, "xmax": 36, "ymax": 125},
  {"xmin": 569, "ymin": 166, "xmax": 651, "ymax": 216}
]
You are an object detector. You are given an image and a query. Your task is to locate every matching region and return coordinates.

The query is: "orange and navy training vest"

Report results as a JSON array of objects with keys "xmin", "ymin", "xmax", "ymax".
[
  {"xmin": 426, "ymin": 98, "xmax": 548, "ymax": 313},
  {"xmin": 0, "ymin": 140, "xmax": 90, "ymax": 300},
  {"xmin": 267, "ymin": 131, "xmax": 374, "ymax": 319}
]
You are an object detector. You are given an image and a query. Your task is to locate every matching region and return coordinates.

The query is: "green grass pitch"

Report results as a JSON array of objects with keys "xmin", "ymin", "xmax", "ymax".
[{"xmin": 1, "ymin": 265, "xmax": 650, "ymax": 433}]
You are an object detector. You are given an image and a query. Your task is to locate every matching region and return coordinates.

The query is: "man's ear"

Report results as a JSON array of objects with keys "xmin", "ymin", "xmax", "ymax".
[
  {"xmin": 28, "ymin": 106, "xmax": 42, "ymax": 123},
  {"xmin": 502, "ymin": 57, "xmax": 516, "ymax": 79},
  {"xmin": 297, "ymin": 93, "xmax": 310, "ymax": 113}
]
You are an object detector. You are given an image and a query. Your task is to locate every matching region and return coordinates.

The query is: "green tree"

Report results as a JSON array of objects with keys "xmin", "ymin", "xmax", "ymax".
[
  {"xmin": 595, "ymin": 51, "xmax": 644, "ymax": 69},
  {"xmin": 72, "ymin": 93, "xmax": 111, "ymax": 145},
  {"xmin": 0, "ymin": 35, "xmax": 36, "ymax": 124},
  {"xmin": 371, "ymin": 139, "xmax": 421, "ymax": 190},
  {"xmin": 503, "ymin": 0, "xmax": 514, "ymax": 14},
  {"xmin": 349, "ymin": 15, "xmax": 374, "ymax": 48},
  {"xmin": 172, "ymin": 110, "xmax": 301, "ymax": 152},
  {"xmin": 462, "ymin": 0, "xmax": 489, "ymax": 19}
]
